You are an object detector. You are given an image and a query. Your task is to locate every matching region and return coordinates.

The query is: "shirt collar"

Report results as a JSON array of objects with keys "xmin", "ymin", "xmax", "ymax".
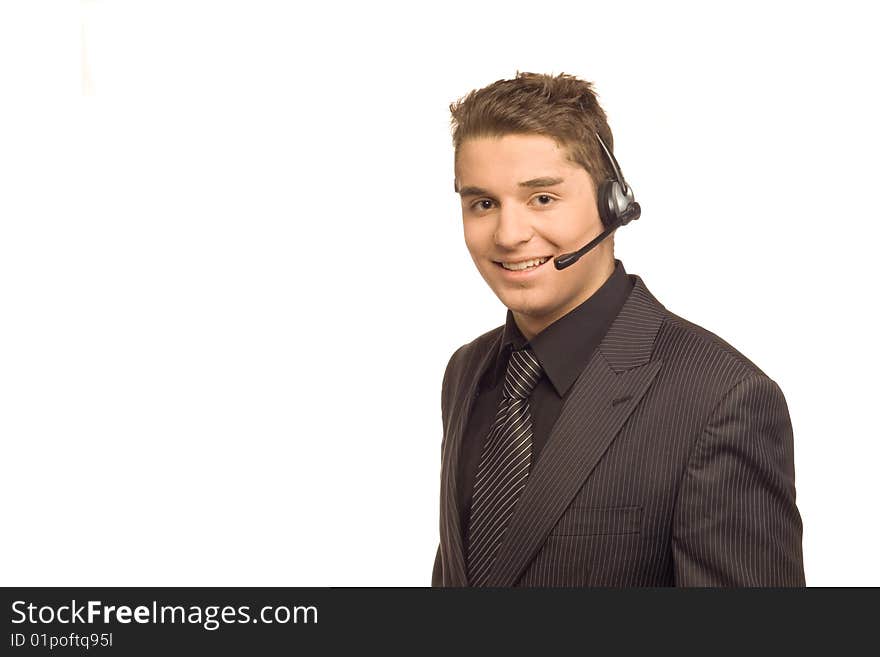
[{"xmin": 482, "ymin": 258, "xmax": 635, "ymax": 398}]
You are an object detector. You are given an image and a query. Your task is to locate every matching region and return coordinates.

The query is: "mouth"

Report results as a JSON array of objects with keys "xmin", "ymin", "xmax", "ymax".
[{"xmin": 493, "ymin": 255, "xmax": 553, "ymax": 276}]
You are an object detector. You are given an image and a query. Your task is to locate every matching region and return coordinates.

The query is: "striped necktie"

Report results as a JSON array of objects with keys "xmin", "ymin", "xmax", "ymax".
[{"xmin": 466, "ymin": 346, "xmax": 543, "ymax": 587}]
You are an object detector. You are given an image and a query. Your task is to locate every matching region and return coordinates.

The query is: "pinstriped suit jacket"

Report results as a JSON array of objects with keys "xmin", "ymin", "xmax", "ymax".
[{"xmin": 432, "ymin": 273, "xmax": 805, "ymax": 587}]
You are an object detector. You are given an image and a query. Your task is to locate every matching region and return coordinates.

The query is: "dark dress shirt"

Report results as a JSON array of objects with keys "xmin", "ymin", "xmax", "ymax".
[{"xmin": 459, "ymin": 258, "xmax": 635, "ymax": 546}]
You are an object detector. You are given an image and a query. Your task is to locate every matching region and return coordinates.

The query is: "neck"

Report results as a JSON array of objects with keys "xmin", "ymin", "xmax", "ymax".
[{"xmin": 512, "ymin": 255, "xmax": 616, "ymax": 341}]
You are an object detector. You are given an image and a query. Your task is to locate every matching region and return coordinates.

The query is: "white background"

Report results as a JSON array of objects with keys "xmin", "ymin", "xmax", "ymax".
[{"xmin": 1, "ymin": 0, "xmax": 877, "ymax": 586}]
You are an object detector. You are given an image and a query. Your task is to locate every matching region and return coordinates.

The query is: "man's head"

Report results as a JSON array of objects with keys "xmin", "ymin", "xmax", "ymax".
[{"xmin": 450, "ymin": 71, "xmax": 619, "ymax": 340}]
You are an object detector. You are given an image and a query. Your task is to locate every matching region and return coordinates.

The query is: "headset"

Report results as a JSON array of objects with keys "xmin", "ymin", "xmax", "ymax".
[{"xmin": 553, "ymin": 131, "xmax": 641, "ymax": 270}]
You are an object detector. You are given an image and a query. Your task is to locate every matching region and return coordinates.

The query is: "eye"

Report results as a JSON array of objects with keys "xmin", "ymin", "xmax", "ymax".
[
  {"xmin": 471, "ymin": 199, "xmax": 495, "ymax": 211},
  {"xmin": 469, "ymin": 195, "xmax": 557, "ymax": 212},
  {"xmin": 533, "ymin": 194, "xmax": 556, "ymax": 206}
]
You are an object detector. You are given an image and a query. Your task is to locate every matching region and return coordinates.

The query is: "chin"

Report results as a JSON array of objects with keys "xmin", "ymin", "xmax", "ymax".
[{"xmin": 497, "ymin": 293, "xmax": 554, "ymax": 317}]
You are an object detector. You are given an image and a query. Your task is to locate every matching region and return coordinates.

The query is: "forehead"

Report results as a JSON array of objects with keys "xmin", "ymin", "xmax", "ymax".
[{"xmin": 456, "ymin": 134, "xmax": 580, "ymax": 186}]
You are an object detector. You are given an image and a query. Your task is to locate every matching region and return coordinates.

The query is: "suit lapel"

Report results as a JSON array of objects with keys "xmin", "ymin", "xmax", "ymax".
[
  {"xmin": 485, "ymin": 274, "xmax": 667, "ymax": 587},
  {"xmin": 439, "ymin": 328, "xmax": 502, "ymax": 586}
]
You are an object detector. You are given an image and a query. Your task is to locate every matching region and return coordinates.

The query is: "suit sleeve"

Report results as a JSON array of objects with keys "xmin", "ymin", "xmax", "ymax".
[
  {"xmin": 672, "ymin": 373, "xmax": 805, "ymax": 586},
  {"xmin": 431, "ymin": 346, "xmax": 461, "ymax": 587}
]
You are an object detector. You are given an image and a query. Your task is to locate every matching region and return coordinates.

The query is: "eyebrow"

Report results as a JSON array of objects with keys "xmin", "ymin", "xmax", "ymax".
[{"xmin": 457, "ymin": 176, "xmax": 565, "ymax": 197}]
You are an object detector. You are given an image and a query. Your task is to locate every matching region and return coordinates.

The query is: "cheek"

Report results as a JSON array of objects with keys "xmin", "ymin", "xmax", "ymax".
[{"xmin": 462, "ymin": 222, "xmax": 490, "ymax": 253}]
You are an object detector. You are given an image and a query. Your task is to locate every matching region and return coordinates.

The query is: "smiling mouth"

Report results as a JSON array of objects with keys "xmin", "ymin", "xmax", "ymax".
[{"xmin": 494, "ymin": 256, "xmax": 552, "ymax": 271}]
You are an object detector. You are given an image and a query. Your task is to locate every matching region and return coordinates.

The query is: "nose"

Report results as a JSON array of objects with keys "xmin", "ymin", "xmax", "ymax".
[{"xmin": 493, "ymin": 204, "xmax": 535, "ymax": 249}]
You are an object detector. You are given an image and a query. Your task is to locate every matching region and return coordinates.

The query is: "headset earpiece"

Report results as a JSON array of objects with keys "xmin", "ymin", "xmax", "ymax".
[
  {"xmin": 597, "ymin": 177, "xmax": 637, "ymax": 228},
  {"xmin": 595, "ymin": 132, "xmax": 639, "ymax": 228}
]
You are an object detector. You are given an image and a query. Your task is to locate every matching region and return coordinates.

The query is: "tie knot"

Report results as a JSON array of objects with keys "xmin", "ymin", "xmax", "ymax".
[{"xmin": 502, "ymin": 347, "xmax": 543, "ymax": 399}]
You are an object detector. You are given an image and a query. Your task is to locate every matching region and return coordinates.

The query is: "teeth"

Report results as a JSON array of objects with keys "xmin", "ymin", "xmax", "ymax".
[{"xmin": 501, "ymin": 257, "xmax": 549, "ymax": 271}]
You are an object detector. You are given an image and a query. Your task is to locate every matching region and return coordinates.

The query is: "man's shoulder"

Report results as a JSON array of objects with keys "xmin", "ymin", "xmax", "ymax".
[
  {"xmin": 653, "ymin": 306, "xmax": 771, "ymax": 385},
  {"xmin": 444, "ymin": 325, "xmax": 503, "ymax": 376},
  {"xmin": 643, "ymin": 303, "xmax": 792, "ymax": 434}
]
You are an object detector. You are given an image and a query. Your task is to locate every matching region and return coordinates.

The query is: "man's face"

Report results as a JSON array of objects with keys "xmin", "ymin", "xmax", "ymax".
[{"xmin": 455, "ymin": 133, "xmax": 615, "ymax": 338}]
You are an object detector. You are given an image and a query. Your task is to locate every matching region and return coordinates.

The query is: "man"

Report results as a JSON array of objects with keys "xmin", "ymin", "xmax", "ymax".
[{"xmin": 432, "ymin": 71, "xmax": 804, "ymax": 587}]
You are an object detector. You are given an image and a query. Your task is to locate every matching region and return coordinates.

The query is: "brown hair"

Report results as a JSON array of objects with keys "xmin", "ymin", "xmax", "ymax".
[{"xmin": 449, "ymin": 70, "xmax": 615, "ymax": 195}]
